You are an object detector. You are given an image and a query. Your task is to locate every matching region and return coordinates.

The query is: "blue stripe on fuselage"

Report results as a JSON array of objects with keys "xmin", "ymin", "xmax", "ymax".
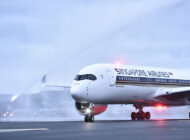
[{"xmin": 116, "ymin": 76, "xmax": 190, "ymax": 87}]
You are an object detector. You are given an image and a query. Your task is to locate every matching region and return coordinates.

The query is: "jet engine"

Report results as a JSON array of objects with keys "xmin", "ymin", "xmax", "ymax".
[{"xmin": 75, "ymin": 102, "xmax": 107, "ymax": 116}]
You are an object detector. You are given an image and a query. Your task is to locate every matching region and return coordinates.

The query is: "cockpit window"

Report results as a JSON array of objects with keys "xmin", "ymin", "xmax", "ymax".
[
  {"xmin": 88, "ymin": 74, "xmax": 97, "ymax": 80},
  {"xmin": 75, "ymin": 74, "xmax": 97, "ymax": 81},
  {"xmin": 74, "ymin": 75, "xmax": 80, "ymax": 81},
  {"xmin": 80, "ymin": 75, "xmax": 88, "ymax": 80}
]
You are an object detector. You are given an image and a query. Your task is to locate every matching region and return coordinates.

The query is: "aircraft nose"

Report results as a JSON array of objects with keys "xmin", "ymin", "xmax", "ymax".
[
  {"xmin": 71, "ymin": 82, "xmax": 89, "ymax": 102},
  {"xmin": 71, "ymin": 86, "xmax": 83, "ymax": 101},
  {"xmin": 71, "ymin": 87, "xmax": 78, "ymax": 99}
]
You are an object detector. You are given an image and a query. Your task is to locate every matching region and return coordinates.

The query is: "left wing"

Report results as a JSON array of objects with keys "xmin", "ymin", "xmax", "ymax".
[{"xmin": 41, "ymin": 75, "xmax": 71, "ymax": 89}]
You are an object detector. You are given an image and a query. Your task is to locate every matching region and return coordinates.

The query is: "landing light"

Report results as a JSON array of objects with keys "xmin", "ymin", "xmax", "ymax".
[
  {"xmin": 85, "ymin": 108, "xmax": 91, "ymax": 114},
  {"xmin": 155, "ymin": 105, "xmax": 168, "ymax": 110}
]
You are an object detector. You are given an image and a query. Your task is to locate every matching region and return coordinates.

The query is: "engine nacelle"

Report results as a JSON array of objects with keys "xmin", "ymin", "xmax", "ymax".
[{"xmin": 75, "ymin": 102, "xmax": 107, "ymax": 116}]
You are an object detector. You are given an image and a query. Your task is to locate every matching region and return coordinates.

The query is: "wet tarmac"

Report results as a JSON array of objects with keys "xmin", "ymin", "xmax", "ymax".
[{"xmin": 0, "ymin": 119, "xmax": 190, "ymax": 140}]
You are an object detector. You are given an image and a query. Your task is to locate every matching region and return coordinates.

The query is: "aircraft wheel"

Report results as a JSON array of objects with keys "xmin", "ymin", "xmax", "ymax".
[
  {"xmin": 89, "ymin": 115, "xmax": 94, "ymax": 123},
  {"xmin": 140, "ymin": 112, "xmax": 146, "ymax": 120},
  {"xmin": 131, "ymin": 112, "xmax": 136, "ymax": 120},
  {"xmin": 85, "ymin": 115, "xmax": 94, "ymax": 123},
  {"xmin": 136, "ymin": 112, "xmax": 141, "ymax": 120},
  {"xmin": 145, "ymin": 112, "xmax": 151, "ymax": 120},
  {"xmin": 84, "ymin": 115, "xmax": 89, "ymax": 122}
]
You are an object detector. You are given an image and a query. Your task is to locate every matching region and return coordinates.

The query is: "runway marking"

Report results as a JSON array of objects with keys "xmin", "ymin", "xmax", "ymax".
[{"xmin": 0, "ymin": 128, "xmax": 49, "ymax": 133}]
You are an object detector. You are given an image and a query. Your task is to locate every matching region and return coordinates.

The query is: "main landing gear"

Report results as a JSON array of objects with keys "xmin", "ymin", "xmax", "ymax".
[
  {"xmin": 84, "ymin": 115, "xmax": 94, "ymax": 123},
  {"xmin": 131, "ymin": 105, "xmax": 151, "ymax": 120}
]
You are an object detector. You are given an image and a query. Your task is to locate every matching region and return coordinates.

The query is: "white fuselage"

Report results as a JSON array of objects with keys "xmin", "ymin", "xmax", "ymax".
[{"xmin": 71, "ymin": 64, "xmax": 190, "ymax": 106}]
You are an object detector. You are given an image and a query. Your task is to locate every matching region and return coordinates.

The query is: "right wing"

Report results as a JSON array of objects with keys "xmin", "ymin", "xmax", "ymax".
[{"xmin": 154, "ymin": 87, "xmax": 190, "ymax": 104}]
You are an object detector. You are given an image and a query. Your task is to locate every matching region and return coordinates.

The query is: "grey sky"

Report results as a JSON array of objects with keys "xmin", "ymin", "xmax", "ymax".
[{"xmin": 0, "ymin": 0, "xmax": 190, "ymax": 93}]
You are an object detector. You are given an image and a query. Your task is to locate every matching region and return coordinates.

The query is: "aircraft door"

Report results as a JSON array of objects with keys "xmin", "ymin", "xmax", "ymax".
[{"xmin": 106, "ymin": 69, "xmax": 115, "ymax": 86}]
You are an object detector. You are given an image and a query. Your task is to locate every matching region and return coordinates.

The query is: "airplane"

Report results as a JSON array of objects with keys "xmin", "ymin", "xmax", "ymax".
[
  {"xmin": 70, "ymin": 64, "xmax": 190, "ymax": 122},
  {"xmin": 11, "ymin": 63, "xmax": 190, "ymax": 122}
]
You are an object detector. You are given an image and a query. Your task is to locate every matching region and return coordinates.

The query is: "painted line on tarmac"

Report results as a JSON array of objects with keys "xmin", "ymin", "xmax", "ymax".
[{"xmin": 0, "ymin": 128, "xmax": 49, "ymax": 133}]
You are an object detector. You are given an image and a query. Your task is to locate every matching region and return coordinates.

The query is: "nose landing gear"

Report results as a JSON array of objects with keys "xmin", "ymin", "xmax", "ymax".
[
  {"xmin": 131, "ymin": 105, "xmax": 151, "ymax": 120},
  {"xmin": 84, "ymin": 115, "xmax": 94, "ymax": 123}
]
